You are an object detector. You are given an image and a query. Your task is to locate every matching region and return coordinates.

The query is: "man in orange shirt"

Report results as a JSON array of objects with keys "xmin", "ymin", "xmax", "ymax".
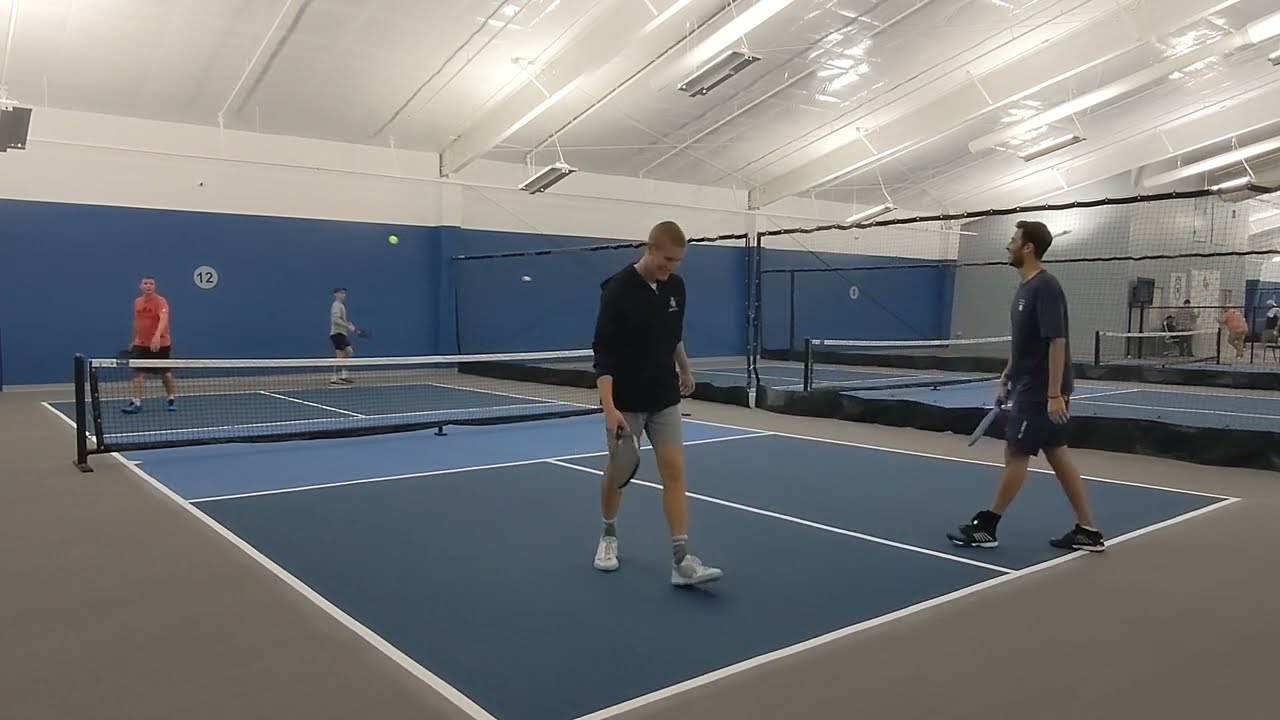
[
  {"xmin": 123, "ymin": 276, "xmax": 177, "ymax": 414},
  {"xmin": 1219, "ymin": 305, "xmax": 1247, "ymax": 361}
]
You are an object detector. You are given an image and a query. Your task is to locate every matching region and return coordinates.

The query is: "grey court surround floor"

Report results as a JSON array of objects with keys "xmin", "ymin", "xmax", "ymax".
[{"xmin": 3, "ymin": 386, "xmax": 1278, "ymax": 720}]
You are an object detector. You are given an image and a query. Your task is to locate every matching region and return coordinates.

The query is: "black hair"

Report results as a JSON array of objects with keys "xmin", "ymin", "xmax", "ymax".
[{"xmin": 1014, "ymin": 220, "xmax": 1053, "ymax": 259}]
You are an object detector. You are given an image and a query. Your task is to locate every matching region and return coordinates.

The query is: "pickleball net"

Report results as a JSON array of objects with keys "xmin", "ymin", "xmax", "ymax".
[
  {"xmin": 71, "ymin": 349, "xmax": 601, "ymax": 465},
  {"xmin": 802, "ymin": 335, "xmax": 1011, "ymax": 391},
  {"xmin": 1091, "ymin": 328, "xmax": 1222, "ymax": 368}
]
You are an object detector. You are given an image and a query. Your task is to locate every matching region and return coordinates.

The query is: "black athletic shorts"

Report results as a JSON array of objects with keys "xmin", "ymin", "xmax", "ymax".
[
  {"xmin": 130, "ymin": 345, "xmax": 172, "ymax": 374},
  {"xmin": 1005, "ymin": 396, "xmax": 1069, "ymax": 457},
  {"xmin": 330, "ymin": 332, "xmax": 351, "ymax": 350}
]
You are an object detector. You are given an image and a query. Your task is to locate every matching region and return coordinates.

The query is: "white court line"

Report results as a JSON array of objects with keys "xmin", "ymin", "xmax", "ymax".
[
  {"xmin": 677, "ymin": 417, "xmax": 1239, "ymax": 501},
  {"xmin": 257, "ymin": 390, "xmax": 365, "ymax": 417},
  {"xmin": 39, "ymin": 402, "xmax": 1243, "ymax": 720},
  {"xmin": 547, "ymin": 460, "xmax": 1013, "ymax": 574},
  {"xmin": 187, "ymin": 432, "xmax": 773, "ymax": 504},
  {"xmin": 754, "ymin": 362, "xmax": 950, "ymax": 380},
  {"xmin": 1121, "ymin": 386, "xmax": 1280, "ymax": 401},
  {"xmin": 571, "ymin": 495, "xmax": 1241, "ymax": 720},
  {"xmin": 102, "ymin": 401, "xmax": 564, "ymax": 440},
  {"xmin": 700, "ymin": 368, "xmax": 932, "ymax": 388},
  {"xmin": 42, "ymin": 400, "xmax": 98, "ymax": 446},
  {"xmin": 1070, "ymin": 388, "xmax": 1139, "ymax": 400},
  {"xmin": 77, "ymin": 376, "xmax": 599, "ymax": 410},
  {"xmin": 37, "ymin": 400, "xmax": 500, "ymax": 719},
  {"xmin": 698, "ymin": 369, "xmax": 791, "ymax": 382},
  {"xmin": 1073, "ymin": 399, "xmax": 1280, "ymax": 421}
]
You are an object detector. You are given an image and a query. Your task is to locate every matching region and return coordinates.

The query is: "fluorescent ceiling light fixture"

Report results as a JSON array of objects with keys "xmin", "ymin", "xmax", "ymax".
[
  {"xmin": 1017, "ymin": 134, "xmax": 1085, "ymax": 161},
  {"xmin": 689, "ymin": 0, "xmax": 795, "ymax": 68},
  {"xmin": 519, "ymin": 161, "xmax": 577, "ymax": 193},
  {"xmin": 845, "ymin": 203, "xmax": 895, "ymax": 224},
  {"xmin": 1269, "ymin": 48, "xmax": 1280, "ymax": 66},
  {"xmin": 641, "ymin": 0, "xmax": 696, "ymax": 34},
  {"xmin": 1210, "ymin": 176, "xmax": 1252, "ymax": 191},
  {"xmin": 678, "ymin": 50, "xmax": 760, "ymax": 97},
  {"xmin": 970, "ymin": 11, "xmax": 1280, "ymax": 154},
  {"xmin": 1246, "ymin": 11, "xmax": 1280, "ymax": 45},
  {"xmin": 504, "ymin": 79, "xmax": 579, "ymax": 138},
  {"xmin": 1142, "ymin": 135, "xmax": 1280, "ymax": 187}
]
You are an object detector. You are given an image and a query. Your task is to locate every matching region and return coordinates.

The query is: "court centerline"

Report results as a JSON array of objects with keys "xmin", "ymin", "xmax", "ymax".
[
  {"xmin": 546, "ymin": 460, "xmax": 1015, "ymax": 574},
  {"xmin": 257, "ymin": 390, "xmax": 365, "ymax": 417}
]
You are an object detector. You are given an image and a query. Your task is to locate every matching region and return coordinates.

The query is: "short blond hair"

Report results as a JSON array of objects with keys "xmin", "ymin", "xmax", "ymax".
[{"xmin": 648, "ymin": 220, "xmax": 687, "ymax": 248}]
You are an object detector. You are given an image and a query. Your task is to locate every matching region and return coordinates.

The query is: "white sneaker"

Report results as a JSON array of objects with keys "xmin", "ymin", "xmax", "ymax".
[
  {"xmin": 671, "ymin": 554, "xmax": 722, "ymax": 586},
  {"xmin": 594, "ymin": 536, "xmax": 619, "ymax": 571}
]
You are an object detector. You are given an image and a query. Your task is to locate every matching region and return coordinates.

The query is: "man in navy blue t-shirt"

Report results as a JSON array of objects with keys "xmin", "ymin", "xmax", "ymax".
[{"xmin": 947, "ymin": 220, "xmax": 1105, "ymax": 552}]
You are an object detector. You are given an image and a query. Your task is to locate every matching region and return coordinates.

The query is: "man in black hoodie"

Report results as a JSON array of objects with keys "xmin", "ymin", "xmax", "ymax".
[{"xmin": 590, "ymin": 220, "xmax": 722, "ymax": 587}]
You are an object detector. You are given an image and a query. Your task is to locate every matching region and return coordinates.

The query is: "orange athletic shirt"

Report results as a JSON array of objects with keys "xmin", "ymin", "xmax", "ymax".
[
  {"xmin": 132, "ymin": 294, "xmax": 171, "ymax": 346},
  {"xmin": 1220, "ymin": 309, "xmax": 1246, "ymax": 334}
]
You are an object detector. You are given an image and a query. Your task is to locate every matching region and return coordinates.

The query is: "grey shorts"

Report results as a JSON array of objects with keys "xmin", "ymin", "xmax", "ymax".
[{"xmin": 607, "ymin": 404, "xmax": 683, "ymax": 450}]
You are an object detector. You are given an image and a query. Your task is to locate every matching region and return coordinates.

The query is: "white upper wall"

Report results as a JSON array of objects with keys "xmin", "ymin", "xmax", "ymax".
[
  {"xmin": 0, "ymin": 107, "xmax": 955, "ymax": 259},
  {"xmin": 0, "ymin": 107, "xmax": 446, "ymax": 226}
]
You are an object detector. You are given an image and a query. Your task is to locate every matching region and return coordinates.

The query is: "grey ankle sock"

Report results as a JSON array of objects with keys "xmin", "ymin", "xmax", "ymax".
[
  {"xmin": 603, "ymin": 517, "xmax": 617, "ymax": 538},
  {"xmin": 672, "ymin": 534, "xmax": 688, "ymax": 564}
]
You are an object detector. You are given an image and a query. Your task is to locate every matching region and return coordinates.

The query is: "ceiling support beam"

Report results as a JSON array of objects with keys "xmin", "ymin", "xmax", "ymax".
[
  {"xmin": 442, "ymin": 0, "xmax": 719, "ymax": 176},
  {"xmin": 747, "ymin": 0, "xmax": 1246, "ymax": 209},
  {"xmin": 947, "ymin": 81, "xmax": 1280, "ymax": 209}
]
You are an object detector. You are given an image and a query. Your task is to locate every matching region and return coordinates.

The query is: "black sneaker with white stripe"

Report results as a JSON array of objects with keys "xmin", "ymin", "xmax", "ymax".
[
  {"xmin": 1049, "ymin": 524, "xmax": 1106, "ymax": 552},
  {"xmin": 947, "ymin": 510, "xmax": 1000, "ymax": 548}
]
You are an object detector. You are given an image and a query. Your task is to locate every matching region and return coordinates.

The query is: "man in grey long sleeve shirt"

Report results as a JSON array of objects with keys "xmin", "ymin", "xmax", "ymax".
[{"xmin": 329, "ymin": 287, "xmax": 356, "ymax": 384}]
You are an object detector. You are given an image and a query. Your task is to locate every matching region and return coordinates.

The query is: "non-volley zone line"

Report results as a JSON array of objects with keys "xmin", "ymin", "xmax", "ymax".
[{"xmin": 185, "ymin": 431, "xmax": 774, "ymax": 503}]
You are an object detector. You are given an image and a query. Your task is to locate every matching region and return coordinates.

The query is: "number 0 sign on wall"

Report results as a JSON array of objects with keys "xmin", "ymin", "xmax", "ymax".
[{"xmin": 193, "ymin": 265, "xmax": 219, "ymax": 290}]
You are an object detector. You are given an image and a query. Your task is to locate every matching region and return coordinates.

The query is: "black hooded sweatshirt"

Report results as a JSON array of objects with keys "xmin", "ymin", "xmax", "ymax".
[{"xmin": 591, "ymin": 263, "xmax": 686, "ymax": 413}]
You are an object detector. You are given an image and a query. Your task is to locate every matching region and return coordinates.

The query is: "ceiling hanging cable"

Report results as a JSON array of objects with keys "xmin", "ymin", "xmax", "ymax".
[
  {"xmin": 371, "ymin": 0, "xmax": 530, "ymax": 139},
  {"xmin": 0, "ymin": 0, "xmax": 20, "ymax": 102}
]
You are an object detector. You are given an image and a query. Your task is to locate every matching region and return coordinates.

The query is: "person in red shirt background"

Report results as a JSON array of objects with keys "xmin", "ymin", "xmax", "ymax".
[{"xmin": 123, "ymin": 275, "xmax": 177, "ymax": 414}]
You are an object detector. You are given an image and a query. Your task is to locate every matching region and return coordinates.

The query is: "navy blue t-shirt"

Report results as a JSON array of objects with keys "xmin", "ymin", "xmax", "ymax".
[{"xmin": 1007, "ymin": 270, "xmax": 1072, "ymax": 402}]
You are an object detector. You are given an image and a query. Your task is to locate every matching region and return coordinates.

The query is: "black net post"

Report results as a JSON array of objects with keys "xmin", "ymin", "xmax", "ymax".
[
  {"xmin": 73, "ymin": 354, "xmax": 93, "ymax": 472},
  {"xmin": 743, "ymin": 222, "xmax": 755, "ymax": 395},
  {"xmin": 751, "ymin": 226, "xmax": 764, "ymax": 391},
  {"xmin": 787, "ymin": 271, "xmax": 796, "ymax": 354},
  {"xmin": 1248, "ymin": 304, "xmax": 1257, "ymax": 364},
  {"xmin": 1093, "ymin": 330, "xmax": 1101, "ymax": 366},
  {"xmin": 803, "ymin": 338, "xmax": 814, "ymax": 391}
]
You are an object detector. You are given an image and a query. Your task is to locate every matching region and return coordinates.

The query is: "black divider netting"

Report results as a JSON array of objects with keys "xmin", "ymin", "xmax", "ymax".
[
  {"xmin": 73, "ymin": 350, "xmax": 601, "ymax": 460},
  {"xmin": 802, "ymin": 336, "xmax": 1010, "ymax": 391},
  {"xmin": 448, "ymin": 228, "xmax": 759, "ymax": 404},
  {"xmin": 450, "ymin": 236, "xmax": 751, "ymax": 363},
  {"xmin": 744, "ymin": 189, "xmax": 1280, "ymax": 471}
]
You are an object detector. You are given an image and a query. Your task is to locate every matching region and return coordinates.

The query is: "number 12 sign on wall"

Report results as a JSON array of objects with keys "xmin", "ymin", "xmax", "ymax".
[{"xmin": 193, "ymin": 265, "xmax": 219, "ymax": 290}]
